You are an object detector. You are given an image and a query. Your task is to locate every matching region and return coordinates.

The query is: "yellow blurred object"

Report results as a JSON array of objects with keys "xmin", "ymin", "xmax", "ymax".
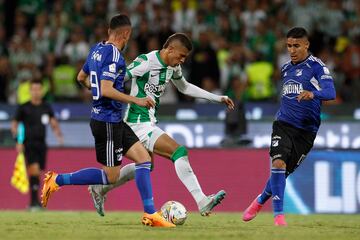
[
  {"xmin": 10, "ymin": 152, "xmax": 29, "ymax": 194},
  {"xmin": 335, "ymin": 36, "xmax": 349, "ymax": 53},
  {"xmin": 17, "ymin": 81, "xmax": 31, "ymax": 104}
]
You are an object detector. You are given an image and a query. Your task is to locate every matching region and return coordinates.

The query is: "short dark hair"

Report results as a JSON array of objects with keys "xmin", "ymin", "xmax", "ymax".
[
  {"xmin": 163, "ymin": 33, "xmax": 193, "ymax": 51},
  {"xmin": 286, "ymin": 27, "xmax": 308, "ymax": 39},
  {"xmin": 30, "ymin": 79, "xmax": 43, "ymax": 86},
  {"xmin": 109, "ymin": 14, "xmax": 131, "ymax": 30}
]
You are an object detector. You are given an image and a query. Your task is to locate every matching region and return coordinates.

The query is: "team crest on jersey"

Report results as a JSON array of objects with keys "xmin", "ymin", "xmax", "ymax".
[
  {"xmin": 282, "ymin": 79, "xmax": 303, "ymax": 99},
  {"xmin": 295, "ymin": 69, "xmax": 303, "ymax": 76},
  {"xmin": 109, "ymin": 63, "xmax": 116, "ymax": 73},
  {"xmin": 323, "ymin": 67, "xmax": 330, "ymax": 74}
]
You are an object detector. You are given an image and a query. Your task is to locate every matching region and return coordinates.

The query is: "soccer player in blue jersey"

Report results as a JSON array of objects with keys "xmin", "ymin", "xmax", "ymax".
[
  {"xmin": 40, "ymin": 14, "xmax": 175, "ymax": 227},
  {"xmin": 242, "ymin": 27, "xmax": 336, "ymax": 226}
]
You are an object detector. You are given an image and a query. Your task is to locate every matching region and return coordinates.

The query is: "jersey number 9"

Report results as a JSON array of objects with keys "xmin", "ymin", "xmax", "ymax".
[{"xmin": 90, "ymin": 71, "xmax": 100, "ymax": 100}]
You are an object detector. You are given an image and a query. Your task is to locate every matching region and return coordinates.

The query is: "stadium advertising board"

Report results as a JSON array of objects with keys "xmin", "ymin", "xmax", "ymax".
[
  {"xmin": 1, "ymin": 148, "xmax": 360, "ymax": 214},
  {"xmin": 285, "ymin": 150, "xmax": 360, "ymax": 214}
]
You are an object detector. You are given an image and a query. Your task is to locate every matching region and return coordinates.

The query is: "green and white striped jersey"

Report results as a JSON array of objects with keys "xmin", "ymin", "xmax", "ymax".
[{"xmin": 124, "ymin": 50, "xmax": 183, "ymax": 123}]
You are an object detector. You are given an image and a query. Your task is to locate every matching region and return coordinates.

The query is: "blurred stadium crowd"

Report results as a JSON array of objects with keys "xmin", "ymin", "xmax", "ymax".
[{"xmin": 0, "ymin": 0, "xmax": 359, "ymax": 105}]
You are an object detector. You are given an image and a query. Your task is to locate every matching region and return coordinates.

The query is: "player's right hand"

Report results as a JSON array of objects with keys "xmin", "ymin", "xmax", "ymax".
[{"xmin": 135, "ymin": 96, "xmax": 155, "ymax": 108}]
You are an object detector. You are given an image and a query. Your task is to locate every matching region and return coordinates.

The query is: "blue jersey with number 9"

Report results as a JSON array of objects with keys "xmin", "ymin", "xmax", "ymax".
[{"xmin": 82, "ymin": 42, "xmax": 126, "ymax": 123}]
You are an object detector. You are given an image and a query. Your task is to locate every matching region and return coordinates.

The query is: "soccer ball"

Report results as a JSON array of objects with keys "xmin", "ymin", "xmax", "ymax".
[{"xmin": 160, "ymin": 201, "xmax": 188, "ymax": 225}]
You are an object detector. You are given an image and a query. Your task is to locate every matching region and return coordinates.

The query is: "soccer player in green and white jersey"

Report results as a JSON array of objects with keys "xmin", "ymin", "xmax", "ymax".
[{"xmin": 88, "ymin": 33, "xmax": 234, "ymax": 217}]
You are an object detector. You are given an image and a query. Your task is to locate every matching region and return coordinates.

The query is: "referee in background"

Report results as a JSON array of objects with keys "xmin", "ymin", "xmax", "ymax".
[{"xmin": 11, "ymin": 79, "xmax": 63, "ymax": 210}]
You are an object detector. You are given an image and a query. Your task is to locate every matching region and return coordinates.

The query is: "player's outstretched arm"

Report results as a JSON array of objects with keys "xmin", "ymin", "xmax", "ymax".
[
  {"xmin": 172, "ymin": 77, "xmax": 234, "ymax": 109},
  {"xmin": 101, "ymin": 80, "xmax": 155, "ymax": 108}
]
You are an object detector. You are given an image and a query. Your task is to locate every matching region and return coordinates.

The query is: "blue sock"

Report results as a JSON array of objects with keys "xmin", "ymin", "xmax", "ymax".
[
  {"xmin": 55, "ymin": 168, "xmax": 109, "ymax": 186},
  {"xmin": 257, "ymin": 178, "xmax": 272, "ymax": 204},
  {"xmin": 135, "ymin": 162, "xmax": 156, "ymax": 214},
  {"xmin": 270, "ymin": 168, "xmax": 286, "ymax": 216}
]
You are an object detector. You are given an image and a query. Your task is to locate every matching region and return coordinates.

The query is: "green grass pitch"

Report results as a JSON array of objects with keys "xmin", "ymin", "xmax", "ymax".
[{"xmin": 1, "ymin": 211, "xmax": 359, "ymax": 240}]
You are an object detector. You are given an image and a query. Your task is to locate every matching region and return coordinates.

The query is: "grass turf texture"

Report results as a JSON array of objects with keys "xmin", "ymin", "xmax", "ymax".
[{"xmin": 0, "ymin": 211, "xmax": 359, "ymax": 240}]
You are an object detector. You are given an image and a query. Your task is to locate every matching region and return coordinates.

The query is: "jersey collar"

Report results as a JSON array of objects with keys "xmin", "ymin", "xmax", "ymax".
[
  {"xmin": 291, "ymin": 54, "xmax": 311, "ymax": 66},
  {"xmin": 156, "ymin": 50, "xmax": 167, "ymax": 67}
]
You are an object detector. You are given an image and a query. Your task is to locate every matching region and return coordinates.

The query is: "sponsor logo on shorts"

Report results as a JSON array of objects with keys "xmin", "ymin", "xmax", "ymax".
[
  {"xmin": 272, "ymin": 140, "xmax": 279, "ymax": 147},
  {"xmin": 92, "ymin": 107, "xmax": 100, "ymax": 114},
  {"xmin": 115, "ymin": 148, "xmax": 123, "ymax": 162}
]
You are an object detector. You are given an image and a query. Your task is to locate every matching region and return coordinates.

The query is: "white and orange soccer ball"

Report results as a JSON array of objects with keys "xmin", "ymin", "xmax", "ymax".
[{"xmin": 160, "ymin": 200, "xmax": 188, "ymax": 225}]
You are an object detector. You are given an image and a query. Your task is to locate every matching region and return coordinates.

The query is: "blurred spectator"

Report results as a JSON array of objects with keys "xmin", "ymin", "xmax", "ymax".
[
  {"xmin": 228, "ymin": 3, "xmax": 245, "ymax": 43},
  {"xmin": 41, "ymin": 54, "xmax": 56, "ymax": 102},
  {"xmin": 63, "ymin": 25, "xmax": 89, "ymax": 64},
  {"xmin": 0, "ymin": 56, "xmax": 11, "ymax": 102},
  {"xmin": 222, "ymin": 75, "xmax": 250, "ymax": 147},
  {"xmin": 158, "ymin": 15, "xmax": 175, "ymax": 46},
  {"xmin": 289, "ymin": 0, "xmax": 317, "ymax": 35},
  {"xmin": 136, "ymin": 18, "xmax": 153, "ymax": 53},
  {"xmin": 245, "ymin": 52, "xmax": 274, "ymax": 101},
  {"xmin": 30, "ymin": 12, "xmax": 51, "ymax": 56},
  {"xmin": 317, "ymin": 0, "xmax": 346, "ymax": 47},
  {"xmin": 68, "ymin": 0, "xmax": 86, "ymax": 25},
  {"xmin": 215, "ymin": 35, "xmax": 231, "ymax": 91},
  {"xmin": 172, "ymin": 0, "xmax": 197, "ymax": 32},
  {"xmin": 189, "ymin": 31, "xmax": 220, "ymax": 90},
  {"xmin": 0, "ymin": 25, "xmax": 8, "ymax": 56},
  {"xmin": 52, "ymin": 56, "xmax": 79, "ymax": 101},
  {"xmin": 224, "ymin": 44, "xmax": 249, "ymax": 93},
  {"xmin": 241, "ymin": 0, "xmax": 266, "ymax": 39},
  {"xmin": 0, "ymin": 0, "xmax": 358, "ymax": 105},
  {"xmin": 341, "ymin": 34, "xmax": 360, "ymax": 102},
  {"xmin": 248, "ymin": 19, "xmax": 276, "ymax": 62},
  {"xmin": 92, "ymin": 21, "xmax": 108, "ymax": 44}
]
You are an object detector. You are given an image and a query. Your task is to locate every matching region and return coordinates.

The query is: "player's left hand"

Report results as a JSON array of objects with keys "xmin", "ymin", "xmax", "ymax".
[
  {"xmin": 297, "ymin": 90, "xmax": 314, "ymax": 102},
  {"xmin": 221, "ymin": 96, "xmax": 235, "ymax": 110}
]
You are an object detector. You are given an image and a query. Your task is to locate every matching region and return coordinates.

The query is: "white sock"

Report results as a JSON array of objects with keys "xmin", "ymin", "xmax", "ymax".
[
  {"xmin": 174, "ymin": 156, "xmax": 207, "ymax": 205},
  {"xmin": 101, "ymin": 163, "xmax": 136, "ymax": 195}
]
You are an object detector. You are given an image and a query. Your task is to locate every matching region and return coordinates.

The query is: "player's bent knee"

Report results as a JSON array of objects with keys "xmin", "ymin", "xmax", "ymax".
[
  {"xmin": 127, "ymin": 141, "xmax": 151, "ymax": 164},
  {"xmin": 272, "ymin": 159, "xmax": 286, "ymax": 169},
  {"xmin": 104, "ymin": 170, "xmax": 120, "ymax": 184},
  {"xmin": 170, "ymin": 146, "xmax": 188, "ymax": 163},
  {"xmin": 106, "ymin": 174, "xmax": 119, "ymax": 184}
]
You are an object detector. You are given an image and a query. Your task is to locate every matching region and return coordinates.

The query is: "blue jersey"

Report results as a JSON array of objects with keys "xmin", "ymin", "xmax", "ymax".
[
  {"xmin": 83, "ymin": 42, "xmax": 126, "ymax": 122},
  {"xmin": 276, "ymin": 55, "xmax": 336, "ymax": 133}
]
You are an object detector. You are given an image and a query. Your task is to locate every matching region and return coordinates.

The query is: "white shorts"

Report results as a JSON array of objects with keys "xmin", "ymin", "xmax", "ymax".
[{"xmin": 125, "ymin": 122, "xmax": 165, "ymax": 152}]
